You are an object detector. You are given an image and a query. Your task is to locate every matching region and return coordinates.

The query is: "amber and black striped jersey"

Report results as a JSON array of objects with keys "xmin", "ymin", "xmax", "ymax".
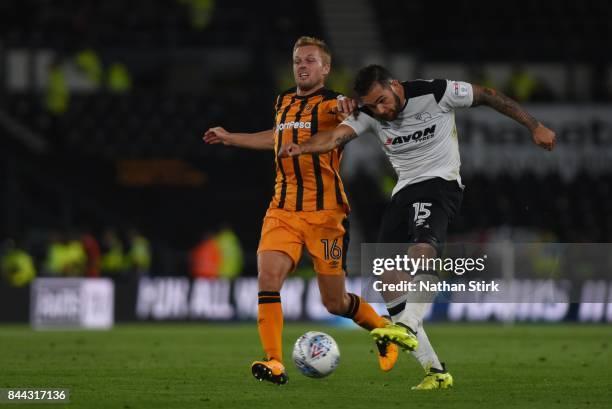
[{"xmin": 270, "ymin": 86, "xmax": 350, "ymax": 212}]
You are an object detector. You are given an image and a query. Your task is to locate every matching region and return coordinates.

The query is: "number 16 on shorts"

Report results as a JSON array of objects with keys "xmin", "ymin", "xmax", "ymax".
[{"xmin": 321, "ymin": 238, "xmax": 342, "ymax": 260}]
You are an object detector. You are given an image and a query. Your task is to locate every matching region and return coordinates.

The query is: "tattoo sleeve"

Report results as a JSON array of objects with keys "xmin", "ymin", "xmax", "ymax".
[
  {"xmin": 472, "ymin": 85, "xmax": 539, "ymax": 131},
  {"xmin": 300, "ymin": 126, "xmax": 358, "ymax": 154},
  {"xmin": 333, "ymin": 131, "xmax": 358, "ymax": 148}
]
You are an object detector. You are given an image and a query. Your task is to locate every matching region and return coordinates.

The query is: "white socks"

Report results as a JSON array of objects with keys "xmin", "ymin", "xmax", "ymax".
[
  {"xmin": 396, "ymin": 273, "xmax": 438, "ymax": 331},
  {"xmin": 385, "ymin": 294, "xmax": 408, "ymax": 322},
  {"xmin": 410, "ymin": 324, "xmax": 443, "ymax": 372},
  {"xmin": 389, "ymin": 274, "xmax": 443, "ymax": 372},
  {"xmin": 397, "ymin": 301, "xmax": 430, "ymax": 332}
]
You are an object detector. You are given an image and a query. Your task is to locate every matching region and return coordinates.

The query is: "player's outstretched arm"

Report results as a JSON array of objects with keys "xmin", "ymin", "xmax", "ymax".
[
  {"xmin": 203, "ymin": 127, "xmax": 274, "ymax": 150},
  {"xmin": 471, "ymin": 84, "xmax": 556, "ymax": 151},
  {"xmin": 278, "ymin": 125, "xmax": 358, "ymax": 157}
]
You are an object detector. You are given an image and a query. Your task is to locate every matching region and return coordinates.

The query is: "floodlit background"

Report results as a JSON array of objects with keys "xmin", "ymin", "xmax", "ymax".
[
  {"xmin": 1, "ymin": 0, "xmax": 611, "ymax": 323},
  {"xmin": 1, "ymin": 2, "xmax": 612, "ymax": 408}
]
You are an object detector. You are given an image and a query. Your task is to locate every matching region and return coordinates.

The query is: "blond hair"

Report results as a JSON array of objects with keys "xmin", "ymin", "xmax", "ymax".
[{"xmin": 293, "ymin": 36, "xmax": 332, "ymax": 65}]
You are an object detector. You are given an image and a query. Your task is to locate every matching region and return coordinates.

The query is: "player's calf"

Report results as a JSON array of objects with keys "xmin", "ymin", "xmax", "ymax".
[
  {"xmin": 320, "ymin": 288, "xmax": 400, "ymax": 371},
  {"xmin": 321, "ymin": 292, "xmax": 351, "ymax": 316}
]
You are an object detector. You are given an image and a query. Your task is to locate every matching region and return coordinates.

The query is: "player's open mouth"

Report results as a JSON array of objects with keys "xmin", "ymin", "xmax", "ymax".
[{"xmin": 299, "ymin": 73, "xmax": 309, "ymax": 79}]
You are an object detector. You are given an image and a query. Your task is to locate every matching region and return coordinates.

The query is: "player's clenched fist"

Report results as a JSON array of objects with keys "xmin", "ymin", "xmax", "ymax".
[
  {"xmin": 333, "ymin": 96, "xmax": 358, "ymax": 121},
  {"xmin": 324, "ymin": 96, "xmax": 358, "ymax": 122},
  {"xmin": 203, "ymin": 126, "xmax": 231, "ymax": 145},
  {"xmin": 532, "ymin": 124, "xmax": 556, "ymax": 151},
  {"xmin": 278, "ymin": 142, "xmax": 302, "ymax": 157}
]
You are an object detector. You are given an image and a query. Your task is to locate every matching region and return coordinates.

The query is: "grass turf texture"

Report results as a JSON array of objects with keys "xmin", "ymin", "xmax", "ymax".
[{"xmin": 1, "ymin": 323, "xmax": 611, "ymax": 409}]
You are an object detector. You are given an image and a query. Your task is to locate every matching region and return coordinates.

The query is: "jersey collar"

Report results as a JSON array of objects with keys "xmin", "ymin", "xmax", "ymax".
[{"xmin": 295, "ymin": 86, "xmax": 328, "ymax": 99}]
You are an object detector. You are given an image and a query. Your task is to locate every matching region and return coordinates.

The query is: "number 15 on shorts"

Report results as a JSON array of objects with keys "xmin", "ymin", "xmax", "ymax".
[
  {"xmin": 413, "ymin": 202, "xmax": 432, "ymax": 227},
  {"xmin": 321, "ymin": 238, "xmax": 342, "ymax": 260}
]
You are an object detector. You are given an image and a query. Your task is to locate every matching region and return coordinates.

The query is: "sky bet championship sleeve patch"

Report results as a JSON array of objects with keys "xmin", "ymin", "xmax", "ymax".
[{"xmin": 452, "ymin": 81, "xmax": 470, "ymax": 97}]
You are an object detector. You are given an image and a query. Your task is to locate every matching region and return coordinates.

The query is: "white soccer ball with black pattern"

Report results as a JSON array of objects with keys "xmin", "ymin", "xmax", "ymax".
[{"xmin": 292, "ymin": 331, "xmax": 340, "ymax": 378}]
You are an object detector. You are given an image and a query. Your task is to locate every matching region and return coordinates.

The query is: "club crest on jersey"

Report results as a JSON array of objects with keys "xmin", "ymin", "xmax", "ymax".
[
  {"xmin": 415, "ymin": 112, "xmax": 432, "ymax": 122},
  {"xmin": 384, "ymin": 124, "xmax": 436, "ymax": 146}
]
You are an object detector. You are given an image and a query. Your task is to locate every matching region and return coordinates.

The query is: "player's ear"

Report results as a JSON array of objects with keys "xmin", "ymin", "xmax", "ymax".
[
  {"xmin": 390, "ymin": 79, "xmax": 404, "ymax": 96},
  {"xmin": 322, "ymin": 63, "xmax": 331, "ymax": 76}
]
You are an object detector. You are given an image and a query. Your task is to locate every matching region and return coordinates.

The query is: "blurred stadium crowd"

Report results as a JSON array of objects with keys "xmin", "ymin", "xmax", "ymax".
[
  {"xmin": 1, "ymin": 224, "xmax": 244, "ymax": 287},
  {"xmin": 1, "ymin": 0, "xmax": 611, "ymax": 285}
]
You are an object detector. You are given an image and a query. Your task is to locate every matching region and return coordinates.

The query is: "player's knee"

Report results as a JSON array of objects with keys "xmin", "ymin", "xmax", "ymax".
[
  {"xmin": 257, "ymin": 269, "xmax": 285, "ymax": 292},
  {"xmin": 409, "ymin": 242, "xmax": 436, "ymax": 258},
  {"xmin": 257, "ymin": 252, "xmax": 293, "ymax": 291},
  {"xmin": 410, "ymin": 233, "xmax": 440, "ymax": 258}
]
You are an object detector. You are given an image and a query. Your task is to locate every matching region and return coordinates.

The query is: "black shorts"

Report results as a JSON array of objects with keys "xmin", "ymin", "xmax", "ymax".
[{"xmin": 377, "ymin": 177, "xmax": 463, "ymax": 255}]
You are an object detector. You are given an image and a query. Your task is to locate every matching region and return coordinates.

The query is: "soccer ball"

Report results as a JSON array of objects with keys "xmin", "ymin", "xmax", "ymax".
[{"xmin": 292, "ymin": 331, "xmax": 340, "ymax": 378}]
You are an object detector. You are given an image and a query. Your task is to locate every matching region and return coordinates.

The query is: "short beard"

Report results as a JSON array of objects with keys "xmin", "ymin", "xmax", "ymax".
[{"xmin": 388, "ymin": 89, "xmax": 402, "ymax": 120}]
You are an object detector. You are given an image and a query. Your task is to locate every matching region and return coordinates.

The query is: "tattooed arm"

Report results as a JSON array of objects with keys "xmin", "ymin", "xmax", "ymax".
[
  {"xmin": 278, "ymin": 125, "xmax": 358, "ymax": 157},
  {"xmin": 471, "ymin": 85, "xmax": 539, "ymax": 130},
  {"xmin": 471, "ymin": 85, "xmax": 556, "ymax": 150}
]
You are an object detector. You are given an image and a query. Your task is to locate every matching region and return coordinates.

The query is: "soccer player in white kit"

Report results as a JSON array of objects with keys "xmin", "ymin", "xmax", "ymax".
[{"xmin": 279, "ymin": 65, "xmax": 556, "ymax": 389}]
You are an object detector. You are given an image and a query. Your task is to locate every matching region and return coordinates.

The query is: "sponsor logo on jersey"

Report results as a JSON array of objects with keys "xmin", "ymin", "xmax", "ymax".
[
  {"xmin": 276, "ymin": 121, "xmax": 312, "ymax": 131},
  {"xmin": 384, "ymin": 124, "xmax": 436, "ymax": 146}
]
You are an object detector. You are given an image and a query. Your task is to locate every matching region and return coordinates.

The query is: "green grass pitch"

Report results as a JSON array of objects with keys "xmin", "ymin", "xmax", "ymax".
[{"xmin": 1, "ymin": 323, "xmax": 611, "ymax": 409}]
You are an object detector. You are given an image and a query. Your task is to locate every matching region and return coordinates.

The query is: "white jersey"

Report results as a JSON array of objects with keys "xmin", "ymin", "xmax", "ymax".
[{"xmin": 342, "ymin": 79, "xmax": 473, "ymax": 197}]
